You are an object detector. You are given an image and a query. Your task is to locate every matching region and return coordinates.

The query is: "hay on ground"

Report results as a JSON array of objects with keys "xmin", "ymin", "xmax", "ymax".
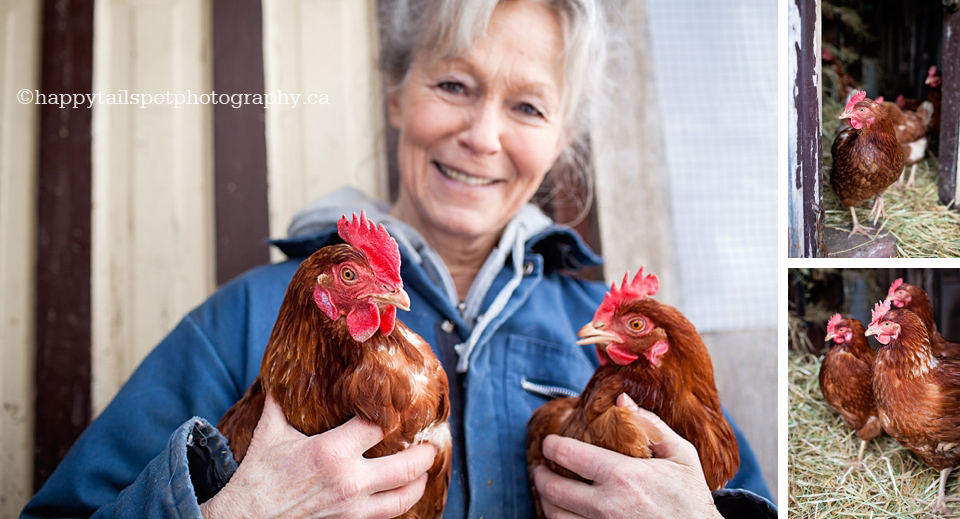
[{"xmin": 789, "ymin": 352, "xmax": 960, "ymax": 518}]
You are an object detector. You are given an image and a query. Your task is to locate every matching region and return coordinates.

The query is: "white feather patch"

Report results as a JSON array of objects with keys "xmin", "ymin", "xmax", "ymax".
[
  {"xmin": 906, "ymin": 138, "xmax": 927, "ymax": 163},
  {"xmin": 414, "ymin": 422, "xmax": 452, "ymax": 450}
]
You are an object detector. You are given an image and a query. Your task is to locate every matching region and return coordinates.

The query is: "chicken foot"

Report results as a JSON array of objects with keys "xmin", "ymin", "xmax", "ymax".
[
  {"xmin": 846, "ymin": 206, "xmax": 875, "ymax": 239},
  {"xmin": 922, "ymin": 467, "xmax": 960, "ymax": 514}
]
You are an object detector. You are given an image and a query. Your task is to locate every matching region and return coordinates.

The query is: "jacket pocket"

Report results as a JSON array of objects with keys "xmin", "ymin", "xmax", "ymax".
[
  {"xmin": 495, "ymin": 334, "xmax": 595, "ymax": 518},
  {"xmin": 520, "ymin": 377, "xmax": 581, "ymax": 400}
]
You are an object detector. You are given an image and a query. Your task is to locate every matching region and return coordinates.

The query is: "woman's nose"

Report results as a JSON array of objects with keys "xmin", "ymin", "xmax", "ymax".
[{"xmin": 458, "ymin": 101, "xmax": 502, "ymax": 155}]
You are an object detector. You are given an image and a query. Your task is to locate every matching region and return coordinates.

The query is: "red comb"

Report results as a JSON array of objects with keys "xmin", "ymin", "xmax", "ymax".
[
  {"xmin": 875, "ymin": 95, "xmax": 884, "ymax": 104},
  {"xmin": 870, "ymin": 300, "xmax": 891, "ymax": 328},
  {"xmin": 845, "ymin": 91, "xmax": 867, "ymax": 113},
  {"xmin": 826, "ymin": 314, "xmax": 843, "ymax": 336},
  {"xmin": 337, "ymin": 211, "xmax": 402, "ymax": 286},
  {"xmin": 887, "ymin": 278, "xmax": 904, "ymax": 298},
  {"xmin": 596, "ymin": 267, "xmax": 659, "ymax": 318}
]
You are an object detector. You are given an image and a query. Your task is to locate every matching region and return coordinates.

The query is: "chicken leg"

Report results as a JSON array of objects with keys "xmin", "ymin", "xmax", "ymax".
[
  {"xmin": 895, "ymin": 164, "xmax": 919, "ymax": 189},
  {"xmin": 867, "ymin": 194, "xmax": 887, "ymax": 225}
]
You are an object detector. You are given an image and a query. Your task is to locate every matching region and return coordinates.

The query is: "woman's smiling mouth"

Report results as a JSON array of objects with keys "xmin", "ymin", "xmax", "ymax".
[{"xmin": 435, "ymin": 161, "xmax": 500, "ymax": 186}]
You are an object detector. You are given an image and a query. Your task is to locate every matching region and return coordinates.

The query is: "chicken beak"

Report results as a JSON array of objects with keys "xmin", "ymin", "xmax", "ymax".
[
  {"xmin": 372, "ymin": 286, "xmax": 411, "ymax": 311},
  {"xmin": 576, "ymin": 322, "xmax": 620, "ymax": 346},
  {"xmin": 838, "ymin": 110, "xmax": 852, "ymax": 120},
  {"xmin": 824, "ymin": 333, "xmax": 837, "ymax": 342},
  {"xmin": 864, "ymin": 327, "xmax": 878, "ymax": 337}
]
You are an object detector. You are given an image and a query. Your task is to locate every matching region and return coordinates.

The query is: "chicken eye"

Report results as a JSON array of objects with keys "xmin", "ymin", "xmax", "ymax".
[
  {"xmin": 858, "ymin": 107, "xmax": 865, "ymax": 112},
  {"xmin": 340, "ymin": 267, "xmax": 357, "ymax": 282},
  {"xmin": 628, "ymin": 318, "xmax": 645, "ymax": 331}
]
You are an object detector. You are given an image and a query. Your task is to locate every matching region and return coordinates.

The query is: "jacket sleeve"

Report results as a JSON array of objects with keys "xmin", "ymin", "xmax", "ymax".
[
  {"xmin": 715, "ymin": 410, "xmax": 777, "ymax": 518},
  {"xmin": 21, "ymin": 275, "xmax": 266, "ymax": 519},
  {"xmin": 713, "ymin": 489, "xmax": 778, "ymax": 518}
]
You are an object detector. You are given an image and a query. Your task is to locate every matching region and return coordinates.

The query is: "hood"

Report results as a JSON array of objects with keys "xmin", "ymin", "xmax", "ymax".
[{"xmin": 270, "ymin": 186, "xmax": 603, "ymax": 322}]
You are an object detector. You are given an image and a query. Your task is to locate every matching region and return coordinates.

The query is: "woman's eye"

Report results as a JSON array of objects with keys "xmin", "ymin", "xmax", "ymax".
[
  {"xmin": 438, "ymin": 81, "xmax": 466, "ymax": 95},
  {"xmin": 516, "ymin": 102, "xmax": 544, "ymax": 118},
  {"xmin": 341, "ymin": 268, "xmax": 356, "ymax": 282}
]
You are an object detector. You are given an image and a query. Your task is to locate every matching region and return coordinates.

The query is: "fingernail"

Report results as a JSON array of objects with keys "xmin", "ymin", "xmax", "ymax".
[{"xmin": 617, "ymin": 393, "xmax": 638, "ymax": 409}]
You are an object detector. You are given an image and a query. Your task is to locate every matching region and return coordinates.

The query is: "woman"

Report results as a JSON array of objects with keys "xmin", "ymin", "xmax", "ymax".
[{"xmin": 23, "ymin": 0, "xmax": 775, "ymax": 518}]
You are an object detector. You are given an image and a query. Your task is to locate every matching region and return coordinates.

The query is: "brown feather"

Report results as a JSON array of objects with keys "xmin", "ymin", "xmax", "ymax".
[
  {"xmin": 831, "ymin": 100, "xmax": 905, "ymax": 208},
  {"xmin": 819, "ymin": 318, "xmax": 882, "ymax": 443},
  {"xmin": 526, "ymin": 297, "xmax": 739, "ymax": 519},
  {"xmin": 872, "ymin": 309, "xmax": 960, "ymax": 471},
  {"xmin": 891, "ymin": 282, "xmax": 960, "ymax": 359},
  {"xmin": 217, "ymin": 244, "xmax": 451, "ymax": 519}
]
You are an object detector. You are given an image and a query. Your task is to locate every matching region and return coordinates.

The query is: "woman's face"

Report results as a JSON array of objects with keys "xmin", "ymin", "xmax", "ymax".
[{"xmin": 389, "ymin": 0, "xmax": 567, "ymax": 243}]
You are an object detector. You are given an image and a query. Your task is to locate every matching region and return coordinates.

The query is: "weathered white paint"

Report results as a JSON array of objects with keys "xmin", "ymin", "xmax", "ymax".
[
  {"xmin": 787, "ymin": 0, "xmax": 802, "ymax": 256},
  {"xmin": 591, "ymin": 0, "xmax": 678, "ymax": 305},
  {"xmin": 0, "ymin": 0, "xmax": 41, "ymax": 513},
  {"xmin": 91, "ymin": 0, "xmax": 216, "ymax": 416},
  {"xmin": 788, "ymin": 0, "xmax": 822, "ymax": 257},
  {"xmin": 262, "ymin": 0, "xmax": 387, "ymax": 258}
]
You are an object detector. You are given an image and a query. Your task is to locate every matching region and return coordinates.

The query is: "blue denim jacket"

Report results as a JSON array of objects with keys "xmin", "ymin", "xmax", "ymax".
[{"xmin": 23, "ymin": 207, "xmax": 775, "ymax": 518}]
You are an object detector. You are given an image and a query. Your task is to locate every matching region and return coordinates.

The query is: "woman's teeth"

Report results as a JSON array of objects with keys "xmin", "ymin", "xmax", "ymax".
[{"xmin": 437, "ymin": 163, "xmax": 496, "ymax": 186}]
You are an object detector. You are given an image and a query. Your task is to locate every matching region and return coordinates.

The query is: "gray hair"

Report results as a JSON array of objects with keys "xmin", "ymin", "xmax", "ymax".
[{"xmin": 380, "ymin": 0, "xmax": 616, "ymax": 224}]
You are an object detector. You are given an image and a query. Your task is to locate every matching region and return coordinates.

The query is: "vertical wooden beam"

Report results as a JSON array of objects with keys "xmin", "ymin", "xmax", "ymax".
[
  {"xmin": 33, "ymin": 0, "xmax": 95, "ymax": 492},
  {"xmin": 212, "ymin": 0, "xmax": 270, "ymax": 284},
  {"xmin": 788, "ymin": 0, "xmax": 825, "ymax": 257},
  {"xmin": 939, "ymin": 6, "xmax": 960, "ymax": 206}
]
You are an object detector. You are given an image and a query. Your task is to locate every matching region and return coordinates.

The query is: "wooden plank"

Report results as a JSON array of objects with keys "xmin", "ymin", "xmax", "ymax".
[
  {"xmin": 33, "ymin": 0, "xmax": 95, "ymax": 492},
  {"xmin": 591, "ymin": 0, "xmax": 677, "ymax": 303},
  {"xmin": 788, "ymin": 0, "xmax": 825, "ymax": 257},
  {"xmin": 0, "ymin": 0, "xmax": 42, "ymax": 511},
  {"xmin": 90, "ymin": 0, "xmax": 216, "ymax": 417},
  {"xmin": 262, "ymin": 0, "xmax": 387, "ymax": 261},
  {"xmin": 939, "ymin": 6, "xmax": 960, "ymax": 206},
  {"xmin": 212, "ymin": 0, "xmax": 271, "ymax": 283}
]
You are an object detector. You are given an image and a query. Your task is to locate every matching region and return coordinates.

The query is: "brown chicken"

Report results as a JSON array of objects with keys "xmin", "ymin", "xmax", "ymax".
[
  {"xmin": 886, "ymin": 278, "xmax": 960, "ymax": 358},
  {"xmin": 822, "ymin": 48, "xmax": 859, "ymax": 101},
  {"xmin": 830, "ymin": 90, "xmax": 905, "ymax": 238},
  {"xmin": 867, "ymin": 300, "xmax": 960, "ymax": 513},
  {"xmin": 875, "ymin": 97, "xmax": 933, "ymax": 188},
  {"xmin": 218, "ymin": 212, "xmax": 451, "ymax": 519},
  {"xmin": 526, "ymin": 268, "xmax": 738, "ymax": 517},
  {"xmin": 819, "ymin": 314, "xmax": 881, "ymax": 465}
]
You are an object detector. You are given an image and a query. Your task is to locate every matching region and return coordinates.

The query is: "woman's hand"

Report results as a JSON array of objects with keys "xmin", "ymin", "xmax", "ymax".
[
  {"xmin": 532, "ymin": 394, "xmax": 724, "ymax": 519},
  {"xmin": 200, "ymin": 394, "xmax": 436, "ymax": 519}
]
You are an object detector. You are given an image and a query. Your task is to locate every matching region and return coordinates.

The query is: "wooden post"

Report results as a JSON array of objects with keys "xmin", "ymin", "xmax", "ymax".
[
  {"xmin": 212, "ymin": 0, "xmax": 270, "ymax": 285},
  {"xmin": 939, "ymin": 5, "xmax": 960, "ymax": 206},
  {"xmin": 788, "ymin": 0, "xmax": 825, "ymax": 257},
  {"xmin": 33, "ymin": 0, "xmax": 95, "ymax": 491}
]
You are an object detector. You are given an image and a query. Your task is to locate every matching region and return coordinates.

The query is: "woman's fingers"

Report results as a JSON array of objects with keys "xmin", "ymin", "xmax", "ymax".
[
  {"xmin": 365, "ymin": 442, "xmax": 437, "ymax": 493},
  {"xmin": 367, "ymin": 473, "xmax": 429, "ymax": 519},
  {"xmin": 317, "ymin": 415, "xmax": 386, "ymax": 457},
  {"xmin": 533, "ymin": 464, "xmax": 598, "ymax": 518},
  {"xmin": 541, "ymin": 497, "xmax": 588, "ymax": 519},
  {"xmin": 616, "ymin": 393, "xmax": 700, "ymax": 465},
  {"xmin": 541, "ymin": 434, "xmax": 622, "ymax": 484}
]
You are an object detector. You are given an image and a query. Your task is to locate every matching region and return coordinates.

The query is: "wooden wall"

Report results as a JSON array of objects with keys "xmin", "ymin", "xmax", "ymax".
[{"xmin": 0, "ymin": 0, "xmax": 42, "ymax": 510}]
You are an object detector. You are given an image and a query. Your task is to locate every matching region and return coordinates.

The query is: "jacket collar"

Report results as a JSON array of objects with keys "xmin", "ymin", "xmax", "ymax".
[{"xmin": 269, "ymin": 187, "xmax": 603, "ymax": 272}]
